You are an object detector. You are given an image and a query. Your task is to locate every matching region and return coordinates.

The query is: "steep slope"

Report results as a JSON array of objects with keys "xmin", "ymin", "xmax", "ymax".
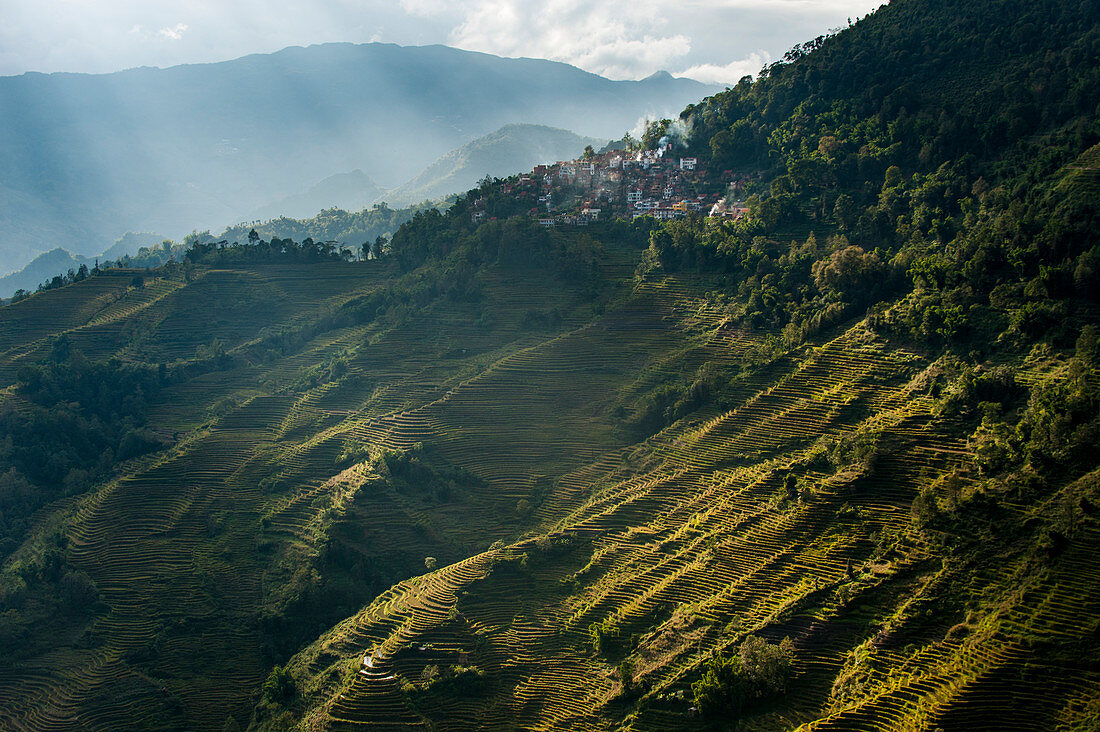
[
  {"xmin": 281, "ymin": 297, "xmax": 1100, "ymax": 729},
  {"xmin": 0, "ymin": 224, "xmax": 662, "ymax": 729},
  {"xmin": 260, "ymin": 0, "xmax": 1100, "ymax": 729},
  {"xmin": 0, "ymin": 42, "xmax": 717, "ymax": 274}
]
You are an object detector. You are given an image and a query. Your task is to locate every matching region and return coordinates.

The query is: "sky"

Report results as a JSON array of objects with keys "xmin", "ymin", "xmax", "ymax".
[{"xmin": 0, "ymin": 0, "xmax": 885, "ymax": 83}]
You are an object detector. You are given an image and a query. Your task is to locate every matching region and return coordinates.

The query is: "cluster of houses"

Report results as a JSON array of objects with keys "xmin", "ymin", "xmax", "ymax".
[{"xmin": 471, "ymin": 147, "xmax": 759, "ymax": 228}]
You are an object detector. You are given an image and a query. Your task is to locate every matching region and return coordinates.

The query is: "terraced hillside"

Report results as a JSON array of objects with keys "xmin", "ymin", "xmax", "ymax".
[
  {"xmin": 0, "ymin": 234, "xmax": 723, "ymax": 729},
  {"xmin": 276, "ymin": 282, "xmax": 1100, "ymax": 730},
  {"xmin": 3, "ymin": 238, "xmax": 1097, "ymax": 731}
]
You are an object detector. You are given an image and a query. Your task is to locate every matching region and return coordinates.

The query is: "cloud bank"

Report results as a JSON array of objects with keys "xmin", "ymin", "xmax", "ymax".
[
  {"xmin": 677, "ymin": 52, "xmax": 771, "ymax": 85},
  {"xmin": 0, "ymin": 0, "xmax": 882, "ymax": 79},
  {"xmin": 414, "ymin": 0, "xmax": 691, "ymax": 80}
]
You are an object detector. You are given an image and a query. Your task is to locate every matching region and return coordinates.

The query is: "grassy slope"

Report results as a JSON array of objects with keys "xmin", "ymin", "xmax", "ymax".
[{"xmin": 263, "ymin": 1, "xmax": 1100, "ymax": 724}]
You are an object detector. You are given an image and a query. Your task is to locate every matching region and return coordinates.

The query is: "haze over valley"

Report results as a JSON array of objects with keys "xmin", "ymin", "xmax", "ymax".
[{"xmin": 0, "ymin": 42, "xmax": 716, "ymax": 276}]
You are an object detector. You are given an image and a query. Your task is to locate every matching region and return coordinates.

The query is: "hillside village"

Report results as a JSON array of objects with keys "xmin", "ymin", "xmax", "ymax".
[{"xmin": 469, "ymin": 145, "xmax": 758, "ymax": 227}]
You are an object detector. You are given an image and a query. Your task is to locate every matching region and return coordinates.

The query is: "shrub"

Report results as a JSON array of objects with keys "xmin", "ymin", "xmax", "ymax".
[
  {"xmin": 691, "ymin": 636, "xmax": 794, "ymax": 719},
  {"xmin": 406, "ymin": 664, "xmax": 490, "ymax": 700},
  {"xmin": 692, "ymin": 652, "xmax": 752, "ymax": 717},
  {"xmin": 588, "ymin": 620, "xmax": 624, "ymax": 655},
  {"xmin": 59, "ymin": 570, "xmax": 98, "ymax": 610},
  {"xmin": 261, "ymin": 665, "xmax": 296, "ymax": 703}
]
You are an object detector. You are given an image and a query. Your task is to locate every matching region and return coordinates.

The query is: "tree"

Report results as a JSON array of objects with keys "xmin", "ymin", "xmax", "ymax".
[
  {"xmin": 583, "ymin": 145, "xmax": 595, "ymax": 160},
  {"xmin": 738, "ymin": 635, "xmax": 794, "ymax": 693},
  {"xmin": 261, "ymin": 665, "xmax": 296, "ymax": 703},
  {"xmin": 371, "ymin": 235, "xmax": 388, "ymax": 260},
  {"xmin": 59, "ymin": 570, "xmax": 98, "ymax": 610},
  {"xmin": 642, "ymin": 119, "xmax": 672, "ymax": 150},
  {"xmin": 811, "ymin": 244, "xmax": 885, "ymax": 305},
  {"xmin": 692, "ymin": 652, "xmax": 751, "ymax": 717},
  {"xmin": 692, "ymin": 636, "xmax": 794, "ymax": 719},
  {"xmin": 618, "ymin": 658, "xmax": 636, "ymax": 693}
]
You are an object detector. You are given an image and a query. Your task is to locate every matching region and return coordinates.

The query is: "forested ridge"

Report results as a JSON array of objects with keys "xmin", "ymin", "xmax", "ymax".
[{"xmin": 0, "ymin": 0, "xmax": 1098, "ymax": 729}]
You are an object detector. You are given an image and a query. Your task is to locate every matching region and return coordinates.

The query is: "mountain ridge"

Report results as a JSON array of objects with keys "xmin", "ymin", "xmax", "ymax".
[
  {"xmin": 0, "ymin": 42, "xmax": 719, "ymax": 275},
  {"xmin": 383, "ymin": 123, "xmax": 607, "ymax": 208}
]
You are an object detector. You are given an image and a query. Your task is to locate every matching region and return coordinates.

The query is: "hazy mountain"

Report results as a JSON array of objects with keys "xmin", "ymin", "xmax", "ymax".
[
  {"xmin": 384, "ymin": 124, "xmax": 605, "ymax": 207},
  {"xmin": 0, "ymin": 232, "xmax": 163, "ymax": 297},
  {"xmin": 245, "ymin": 170, "xmax": 386, "ymax": 222},
  {"xmin": 0, "ymin": 43, "xmax": 719, "ymax": 275}
]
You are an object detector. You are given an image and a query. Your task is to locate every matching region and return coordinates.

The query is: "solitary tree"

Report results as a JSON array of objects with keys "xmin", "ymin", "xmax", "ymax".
[{"xmin": 371, "ymin": 235, "xmax": 389, "ymax": 260}]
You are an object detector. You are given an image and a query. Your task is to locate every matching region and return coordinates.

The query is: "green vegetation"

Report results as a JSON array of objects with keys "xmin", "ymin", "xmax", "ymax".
[
  {"xmin": 219, "ymin": 202, "xmax": 429, "ymax": 255},
  {"xmin": 1, "ymin": 1, "xmax": 1098, "ymax": 730},
  {"xmin": 691, "ymin": 636, "xmax": 794, "ymax": 719},
  {"xmin": 0, "ymin": 341, "xmax": 169, "ymax": 556}
]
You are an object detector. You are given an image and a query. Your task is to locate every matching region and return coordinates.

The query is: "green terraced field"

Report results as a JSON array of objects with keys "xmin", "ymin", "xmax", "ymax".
[
  {"xmin": 2, "ymin": 251, "xmax": 1095, "ymax": 731},
  {"xmin": 275, "ymin": 299, "xmax": 1100, "ymax": 731},
  {"xmin": 0, "ymin": 249, "xmax": 729, "ymax": 729}
]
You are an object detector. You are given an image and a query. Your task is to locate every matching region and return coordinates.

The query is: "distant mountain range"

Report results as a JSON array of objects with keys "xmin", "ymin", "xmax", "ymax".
[
  {"xmin": 246, "ymin": 124, "xmax": 604, "ymax": 216},
  {"xmin": 381, "ymin": 124, "xmax": 605, "ymax": 208},
  {"xmin": 0, "ymin": 123, "xmax": 611, "ymax": 296},
  {"xmin": 0, "ymin": 43, "xmax": 718, "ymax": 275},
  {"xmin": 0, "ymin": 233, "xmax": 163, "ymax": 297},
  {"xmin": 247, "ymin": 170, "xmax": 387, "ymax": 222}
]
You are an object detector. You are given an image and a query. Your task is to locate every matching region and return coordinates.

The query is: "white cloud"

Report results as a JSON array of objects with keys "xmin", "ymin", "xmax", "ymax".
[
  {"xmin": 157, "ymin": 23, "xmax": 188, "ymax": 41},
  {"xmin": 0, "ymin": 0, "xmax": 886, "ymax": 77},
  {"xmin": 676, "ymin": 51, "xmax": 770, "ymax": 85},
  {"xmin": 425, "ymin": 0, "xmax": 693, "ymax": 79},
  {"xmin": 398, "ymin": 0, "xmax": 453, "ymax": 16}
]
